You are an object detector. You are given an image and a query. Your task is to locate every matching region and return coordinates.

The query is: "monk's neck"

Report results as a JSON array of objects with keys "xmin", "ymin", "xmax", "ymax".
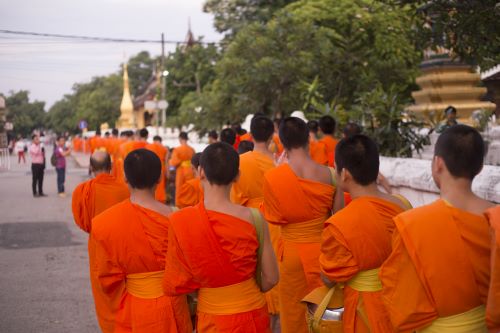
[
  {"xmin": 287, "ymin": 148, "xmax": 311, "ymax": 165},
  {"xmin": 129, "ymin": 188, "xmax": 156, "ymax": 207},
  {"xmin": 253, "ymin": 142, "xmax": 273, "ymax": 158},
  {"xmin": 348, "ymin": 182, "xmax": 381, "ymax": 199},
  {"xmin": 203, "ymin": 184, "xmax": 232, "ymax": 209},
  {"xmin": 439, "ymin": 179, "xmax": 476, "ymax": 207},
  {"xmin": 93, "ymin": 171, "xmax": 110, "ymax": 177}
]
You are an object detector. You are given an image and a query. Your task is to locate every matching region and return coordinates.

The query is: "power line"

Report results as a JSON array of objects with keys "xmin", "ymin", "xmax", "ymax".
[{"xmin": 0, "ymin": 29, "xmax": 218, "ymax": 45}]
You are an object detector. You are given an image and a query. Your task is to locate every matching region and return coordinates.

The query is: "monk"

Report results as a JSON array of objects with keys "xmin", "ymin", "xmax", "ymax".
[
  {"xmin": 176, "ymin": 153, "xmax": 203, "ymax": 209},
  {"xmin": 91, "ymin": 149, "xmax": 192, "ymax": 333},
  {"xmin": 164, "ymin": 142, "xmax": 279, "ymax": 332},
  {"xmin": 320, "ymin": 135, "xmax": 411, "ymax": 333},
  {"xmin": 208, "ymin": 130, "xmax": 218, "ymax": 144},
  {"xmin": 146, "ymin": 135, "xmax": 168, "ymax": 203},
  {"xmin": 169, "ymin": 132, "xmax": 196, "ymax": 206},
  {"xmin": 238, "ymin": 140, "xmax": 254, "ymax": 154},
  {"xmin": 318, "ymin": 115, "xmax": 338, "ymax": 167},
  {"xmin": 72, "ymin": 151, "xmax": 130, "ymax": 332},
  {"xmin": 220, "ymin": 128, "xmax": 237, "ymax": 149},
  {"xmin": 270, "ymin": 118, "xmax": 284, "ymax": 155},
  {"xmin": 307, "ymin": 120, "xmax": 328, "ymax": 165},
  {"xmin": 89, "ymin": 130, "xmax": 106, "ymax": 153},
  {"xmin": 231, "ymin": 116, "xmax": 282, "ymax": 331},
  {"xmin": 262, "ymin": 117, "xmax": 343, "ymax": 333},
  {"xmin": 485, "ymin": 206, "xmax": 500, "ymax": 331},
  {"xmin": 380, "ymin": 125, "xmax": 495, "ymax": 332},
  {"xmin": 113, "ymin": 131, "xmax": 134, "ymax": 183}
]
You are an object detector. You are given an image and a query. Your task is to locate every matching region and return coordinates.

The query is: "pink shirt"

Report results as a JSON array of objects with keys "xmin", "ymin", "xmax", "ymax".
[{"xmin": 30, "ymin": 143, "xmax": 44, "ymax": 164}]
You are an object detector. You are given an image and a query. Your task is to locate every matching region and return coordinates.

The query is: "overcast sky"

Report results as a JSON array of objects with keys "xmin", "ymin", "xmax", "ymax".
[{"xmin": 0, "ymin": 0, "xmax": 222, "ymax": 108}]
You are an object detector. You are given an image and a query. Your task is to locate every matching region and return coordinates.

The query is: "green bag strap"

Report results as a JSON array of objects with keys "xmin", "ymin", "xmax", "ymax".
[{"xmin": 250, "ymin": 208, "xmax": 264, "ymax": 290}]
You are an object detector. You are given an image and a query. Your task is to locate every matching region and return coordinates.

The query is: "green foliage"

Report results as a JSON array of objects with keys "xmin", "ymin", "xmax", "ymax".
[
  {"xmin": 384, "ymin": 0, "xmax": 500, "ymax": 69},
  {"xmin": 165, "ymin": 41, "xmax": 220, "ymax": 122},
  {"xmin": 199, "ymin": 0, "xmax": 421, "ymax": 125},
  {"xmin": 203, "ymin": 0, "xmax": 297, "ymax": 37},
  {"xmin": 334, "ymin": 84, "xmax": 429, "ymax": 157},
  {"xmin": 3, "ymin": 91, "xmax": 46, "ymax": 137},
  {"xmin": 127, "ymin": 51, "xmax": 155, "ymax": 96},
  {"xmin": 46, "ymin": 74, "xmax": 121, "ymax": 134}
]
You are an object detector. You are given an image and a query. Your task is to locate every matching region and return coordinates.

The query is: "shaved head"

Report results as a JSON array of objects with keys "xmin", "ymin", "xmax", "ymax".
[{"xmin": 90, "ymin": 151, "xmax": 112, "ymax": 173}]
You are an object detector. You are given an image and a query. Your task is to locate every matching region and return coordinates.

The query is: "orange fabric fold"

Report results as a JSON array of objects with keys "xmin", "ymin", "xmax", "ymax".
[
  {"xmin": 145, "ymin": 143, "xmax": 168, "ymax": 203},
  {"xmin": 485, "ymin": 206, "xmax": 500, "ymax": 332},
  {"xmin": 71, "ymin": 173, "xmax": 130, "ymax": 333},
  {"xmin": 319, "ymin": 136, "xmax": 338, "ymax": 167},
  {"xmin": 91, "ymin": 200, "xmax": 192, "ymax": 333},
  {"xmin": 176, "ymin": 177, "xmax": 203, "ymax": 208},
  {"xmin": 262, "ymin": 164, "xmax": 334, "ymax": 333},
  {"xmin": 320, "ymin": 197, "xmax": 406, "ymax": 333},
  {"xmin": 164, "ymin": 203, "xmax": 270, "ymax": 332},
  {"xmin": 230, "ymin": 150, "xmax": 280, "ymax": 315},
  {"xmin": 309, "ymin": 140, "xmax": 329, "ymax": 165},
  {"xmin": 169, "ymin": 145, "xmax": 195, "ymax": 205},
  {"xmin": 380, "ymin": 199, "xmax": 490, "ymax": 332}
]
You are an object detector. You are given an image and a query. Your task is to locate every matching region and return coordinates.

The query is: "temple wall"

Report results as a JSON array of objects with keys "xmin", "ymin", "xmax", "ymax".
[{"xmin": 380, "ymin": 156, "xmax": 500, "ymax": 207}]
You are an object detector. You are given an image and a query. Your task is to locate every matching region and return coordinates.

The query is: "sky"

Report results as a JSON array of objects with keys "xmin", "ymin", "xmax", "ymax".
[{"xmin": 0, "ymin": 0, "xmax": 222, "ymax": 108}]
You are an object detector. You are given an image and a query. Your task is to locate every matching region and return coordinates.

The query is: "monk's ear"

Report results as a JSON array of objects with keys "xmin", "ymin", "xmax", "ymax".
[
  {"xmin": 199, "ymin": 168, "xmax": 206, "ymax": 181},
  {"xmin": 432, "ymin": 155, "xmax": 444, "ymax": 175},
  {"xmin": 342, "ymin": 168, "xmax": 352, "ymax": 183}
]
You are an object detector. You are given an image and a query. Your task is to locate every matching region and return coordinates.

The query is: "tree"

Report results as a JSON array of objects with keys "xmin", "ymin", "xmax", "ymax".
[
  {"xmin": 384, "ymin": 0, "xmax": 500, "ymax": 69},
  {"xmin": 3, "ymin": 91, "xmax": 46, "ymax": 137},
  {"xmin": 203, "ymin": 0, "xmax": 297, "ymax": 38},
  {"xmin": 126, "ymin": 51, "xmax": 156, "ymax": 96},
  {"xmin": 201, "ymin": 0, "xmax": 421, "ymax": 122},
  {"xmin": 165, "ymin": 40, "xmax": 220, "ymax": 126}
]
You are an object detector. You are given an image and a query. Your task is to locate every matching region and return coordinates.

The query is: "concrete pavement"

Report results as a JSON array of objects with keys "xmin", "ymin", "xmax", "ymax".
[{"xmin": 0, "ymin": 154, "xmax": 99, "ymax": 332}]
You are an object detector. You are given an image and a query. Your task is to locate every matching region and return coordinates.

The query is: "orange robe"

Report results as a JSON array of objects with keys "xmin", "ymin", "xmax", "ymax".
[
  {"xmin": 380, "ymin": 199, "xmax": 491, "ymax": 332},
  {"xmin": 485, "ymin": 206, "xmax": 500, "ymax": 331},
  {"xmin": 262, "ymin": 164, "xmax": 334, "ymax": 333},
  {"xmin": 270, "ymin": 134, "xmax": 284, "ymax": 155},
  {"xmin": 309, "ymin": 139, "xmax": 328, "ymax": 165},
  {"xmin": 169, "ymin": 145, "xmax": 195, "ymax": 205},
  {"xmin": 91, "ymin": 200, "xmax": 192, "ymax": 333},
  {"xmin": 230, "ymin": 151, "xmax": 280, "ymax": 314},
  {"xmin": 320, "ymin": 197, "xmax": 405, "ymax": 333},
  {"xmin": 240, "ymin": 133, "xmax": 253, "ymax": 142},
  {"xmin": 71, "ymin": 173, "xmax": 130, "ymax": 333},
  {"xmin": 84, "ymin": 139, "xmax": 91, "ymax": 154},
  {"xmin": 176, "ymin": 178, "xmax": 203, "ymax": 209},
  {"xmin": 90, "ymin": 136, "xmax": 106, "ymax": 153},
  {"xmin": 145, "ymin": 143, "xmax": 168, "ymax": 203},
  {"xmin": 164, "ymin": 203, "xmax": 270, "ymax": 333},
  {"xmin": 319, "ymin": 135, "xmax": 338, "ymax": 167}
]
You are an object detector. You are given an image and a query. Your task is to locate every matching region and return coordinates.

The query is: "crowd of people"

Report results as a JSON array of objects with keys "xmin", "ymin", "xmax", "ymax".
[{"xmin": 69, "ymin": 114, "xmax": 499, "ymax": 333}]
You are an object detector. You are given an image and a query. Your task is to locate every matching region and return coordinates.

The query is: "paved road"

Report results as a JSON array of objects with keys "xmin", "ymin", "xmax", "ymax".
[{"xmin": 0, "ymin": 154, "xmax": 99, "ymax": 332}]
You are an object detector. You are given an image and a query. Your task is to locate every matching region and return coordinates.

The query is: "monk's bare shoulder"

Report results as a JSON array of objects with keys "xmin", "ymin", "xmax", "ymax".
[
  {"xmin": 471, "ymin": 196, "xmax": 496, "ymax": 215},
  {"xmin": 150, "ymin": 202, "xmax": 174, "ymax": 217},
  {"xmin": 379, "ymin": 192, "xmax": 410, "ymax": 210}
]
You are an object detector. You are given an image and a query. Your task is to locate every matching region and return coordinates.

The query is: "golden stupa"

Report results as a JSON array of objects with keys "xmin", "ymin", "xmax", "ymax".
[
  {"xmin": 116, "ymin": 63, "xmax": 135, "ymax": 129},
  {"xmin": 407, "ymin": 54, "xmax": 496, "ymax": 120}
]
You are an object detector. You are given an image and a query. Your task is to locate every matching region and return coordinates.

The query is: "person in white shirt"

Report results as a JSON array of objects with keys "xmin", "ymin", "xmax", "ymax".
[{"xmin": 14, "ymin": 137, "xmax": 26, "ymax": 164}]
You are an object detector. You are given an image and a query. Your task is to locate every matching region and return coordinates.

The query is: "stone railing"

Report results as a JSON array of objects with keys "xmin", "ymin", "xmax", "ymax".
[{"xmin": 380, "ymin": 156, "xmax": 500, "ymax": 207}]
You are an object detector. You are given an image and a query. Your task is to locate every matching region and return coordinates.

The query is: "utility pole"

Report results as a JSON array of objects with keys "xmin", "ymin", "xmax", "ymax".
[{"xmin": 160, "ymin": 33, "xmax": 166, "ymax": 128}]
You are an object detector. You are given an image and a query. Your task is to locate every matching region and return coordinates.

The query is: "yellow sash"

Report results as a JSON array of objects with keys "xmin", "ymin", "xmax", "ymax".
[
  {"xmin": 418, "ymin": 306, "xmax": 487, "ymax": 333},
  {"xmin": 346, "ymin": 268, "xmax": 382, "ymax": 292},
  {"xmin": 125, "ymin": 270, "xmax": 164, "ymax": 299},
  {"xmin": 198, "ymin": 278, "xmax": 266, "ymax": 315},
  {"xmin": 281, "ymin": 216, "xmax": 328, "ymax": 243},
  {"xmin": 180, "ymin": 160, "xmax": 191, "ymax": 168}
]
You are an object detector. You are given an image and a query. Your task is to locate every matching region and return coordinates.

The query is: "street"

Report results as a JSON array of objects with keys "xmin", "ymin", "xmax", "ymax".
[{"xmin": 0, "ymin": 154, "xmax": 99, "ymax": 332}]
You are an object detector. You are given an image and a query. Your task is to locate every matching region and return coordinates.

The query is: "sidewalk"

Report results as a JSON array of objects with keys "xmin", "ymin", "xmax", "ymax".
[{"xmin": 71, "ymin": 152, "xmax": 90, "ymax": 169}]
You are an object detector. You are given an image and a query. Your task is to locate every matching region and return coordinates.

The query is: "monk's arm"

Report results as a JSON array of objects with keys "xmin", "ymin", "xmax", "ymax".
[
  {"xmin": 92, "ymin": 236, "xmax": 126, "ymax": 312},
  {"xmin": 169, "ymin": 150, "xmax": 181, "ymax": 167},
  {"xmin": 319, "ymin": 223, "xmax": 358, "ymax": 286},
  {"xmin": 71, "ymin": 183, "xmax": 90, "ymax": 233},
  {"xmin": 486, "ymin": 210, "xmax": 500, "ymax": 331},
  {"xmin": 380, "ymin": 229, "xmax": 438, "ymax": 332},
  {"xmin": 332, "ymin": 186, "xmax": 344, "ymax": 214},
  {"xmin": 261, "ymin": 178, "xmax": 285, "ymax": 224},
  {"xmin": 163, "ymin": 224, "xmax": 198, "ymax": 295},
  {"xmin": 260, "ymin": 217, "xmax": 279, "ymax": 292}
]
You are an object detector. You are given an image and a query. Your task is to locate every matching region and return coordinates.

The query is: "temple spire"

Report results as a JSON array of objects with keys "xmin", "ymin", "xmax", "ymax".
[{"xmin": 116, "ymin": 62, "xmax": 135, "ymax": 128}]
